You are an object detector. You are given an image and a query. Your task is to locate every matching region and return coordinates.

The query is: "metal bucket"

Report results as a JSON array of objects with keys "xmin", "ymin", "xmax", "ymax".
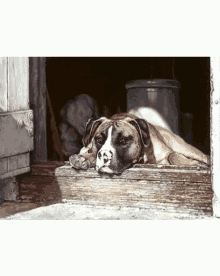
[{"xmin": 126, "ymin": 79, "xmax": 181, "ymax": 135}]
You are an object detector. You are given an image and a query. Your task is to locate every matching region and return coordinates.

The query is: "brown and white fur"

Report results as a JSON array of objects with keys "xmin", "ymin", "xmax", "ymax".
[{"xmin": 69, "ymin": 113, "xmax": 210, "ymax": 175}]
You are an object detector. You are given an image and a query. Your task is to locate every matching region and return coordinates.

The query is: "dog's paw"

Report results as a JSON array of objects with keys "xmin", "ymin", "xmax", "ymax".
[{"xmin": 69, "ymin": 154, "xmax": 90, "ymax": 170}]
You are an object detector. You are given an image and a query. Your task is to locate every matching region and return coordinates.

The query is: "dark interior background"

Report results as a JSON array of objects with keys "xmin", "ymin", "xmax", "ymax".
[{"xmin": 46, "ymin": 57, "xmax": 210, "ymax": 160}]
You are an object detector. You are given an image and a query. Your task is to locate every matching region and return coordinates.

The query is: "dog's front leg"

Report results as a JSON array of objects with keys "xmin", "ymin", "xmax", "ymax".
[{"xmin": 69, "ymin": 144, "xmax": 96, "ymax": 170}]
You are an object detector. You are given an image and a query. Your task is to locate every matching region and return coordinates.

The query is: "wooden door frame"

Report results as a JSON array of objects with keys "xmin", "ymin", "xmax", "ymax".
[
  {"xmin": 29, "ymin": 57, "xmax": 220, "ymax": 218},
  {"xmin": 29, "ymin": 57, "xmax": 47, "ymax": 163}
]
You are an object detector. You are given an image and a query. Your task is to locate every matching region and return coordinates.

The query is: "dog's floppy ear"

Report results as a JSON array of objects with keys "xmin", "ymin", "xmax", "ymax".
[
  {"xmin": 128, "ymin": 119, "xmax": 156, "ymax": 164},
  {"xmin": 82, "ymin": 117, "xmax": 108, "ymax": 147}
]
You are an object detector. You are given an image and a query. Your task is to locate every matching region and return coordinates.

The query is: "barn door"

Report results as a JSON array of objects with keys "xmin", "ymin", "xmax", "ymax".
[{"xmin": 0, "ymin": 57, "xmax": 34, "ymax": 180}]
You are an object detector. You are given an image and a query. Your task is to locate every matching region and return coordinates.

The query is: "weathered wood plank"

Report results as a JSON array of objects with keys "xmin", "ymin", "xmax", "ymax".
[
  {"xmin": 133, "ymin": 163, "xmax": 211, "ymax": 171},
  {"xmin": 8, "ymin": 152, "xmax": 29, "ymax": 171},
  {"xmin": 0, "ymin": 177, "xmax": 19, "ymax": 201},
  {"xmin": 0, "ymin": 57, "xmax": 31, "ymax": 183},
  {"xmin": 53, "ymin": 164, "xmax": 211, "ymax": 183},
  {"xmin": 0, "ymin": 153, "xmax": 29, "ymax": 175},
  {"xmin": 30, "ymin": 162, "xmax": 211, "ymax": 183},
  {"xmin": 14, "ymin": 161, "xmax": 213, "ymax": 218},
  {"xmin": 0, "ymin": 157, "xmax": 8, "ymax": 174},
  {"xmin": 17, "ymin": 172, "xmax": 212, "ymax": 217},
  {"xmin": 54, "ymin": 163, "xmax": 212, "ymax": 216},
  {"xmin": 0, "ymin": 167, "xmax": 30, "ymax": 180},
  {"xmin": 38, "ymin": 57, "xmax": 47, "ymax": 161},
  {"xmin": 55, "ymin": 176, "xmax": 212, "ymax": 214},
  {"xmin": 18, "ymin": 174, "xmax": 213, "ymax": 217},
  {"xmin": 0, "ymin": 57, "xmax": 8, "ymax": 113},
  {"xmin": 29, "ymin": 57, "xmax": 47, "ymax": 162},
  {"xmin": 8, "ymin": 57, "xmax": 29, "ymax": 112},
  {"xmin": 0, "ymin": 111, "xmax": 34, "ymax": 158}
]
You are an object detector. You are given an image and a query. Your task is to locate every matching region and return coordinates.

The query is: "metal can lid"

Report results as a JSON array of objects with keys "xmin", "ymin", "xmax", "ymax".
[{"xmin": 125, "ymin": 79, "xmax": 181, "ymax": 90}]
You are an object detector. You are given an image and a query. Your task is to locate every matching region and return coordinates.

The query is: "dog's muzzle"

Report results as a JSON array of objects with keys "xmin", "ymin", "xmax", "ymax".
[{"xmin": 95, "ymin": 150, "xmax": 113, "ymax": 172}]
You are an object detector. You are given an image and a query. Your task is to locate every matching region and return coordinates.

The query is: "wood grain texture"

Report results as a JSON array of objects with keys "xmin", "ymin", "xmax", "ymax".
[
  {"xmin": 29, "ymin": 57, "xmax": 47, "ymax": 162},
  {"xmin": 38, "ymin": 57, "xmax": 47, "ymax": 161},
  {"xmin": 0, "ymin": 153, "xmax": 29, "ymax": 176},
  {"xmin": 20, "ymin": 162, "xmax": 213, "ymax": 217},
  {"xmin": 55, "ymin": 175, "xmax": 212, "ymax": 216},
  {"xmin": 0, "ymin": 167, "xmax": 30, "ymax": 180},
  {"xmin": 0, "ymin": 57, "xmax": 31, "ymax": 180},
  {"xmin": 55, "ymin": 164, "xmax": 211, "ymax": 183},
  {"xmin": 0, "ymin": 111, "xmax": 34, "ymax": 158},
  {"xmin": 0, "ymin": 57, "xmax": 8, "ymax": 112},
  {"xmin": 59, "ymin": 164, "xmax": 212, "ymax": 216},
  {"xmin": 8, "ymin": 152, "xmax": 29, "ymax": 171},
  {"xmin": 0, "ymin": 157, "xmax": 8, "ymax": 175},
  {"xmin": 8, "ymin": 57, "xmax": 29, "ymax": 112},
  {"xmin": 0, "ymin": 177, "xmax": 18, "ymax": 201}
]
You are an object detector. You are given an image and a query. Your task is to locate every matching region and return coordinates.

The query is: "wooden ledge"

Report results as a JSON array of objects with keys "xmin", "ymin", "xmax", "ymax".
[
  {"xmin": 11, "ymin": 161, "xmax": 213, "ymax": 219},
  {"xmin": 30, "ymin": 161, "xmax": 211, "ymax": 177},
  {"xmin": 53, "ymin": 162, "xmax": 212, "ymax": 217},
  {"xmin": 55, "ymin": 163, "xmax": 211, "ymax": 181}
]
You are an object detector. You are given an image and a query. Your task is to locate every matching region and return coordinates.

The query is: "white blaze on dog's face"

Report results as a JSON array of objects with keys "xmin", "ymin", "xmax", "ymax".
[
  {"xmin": 94, "ymin": 121, "xmax": 142, "ymax": 174},
  {"xmin": 95, "ymin": 126, "xmax": 114, "ymax": 172}
]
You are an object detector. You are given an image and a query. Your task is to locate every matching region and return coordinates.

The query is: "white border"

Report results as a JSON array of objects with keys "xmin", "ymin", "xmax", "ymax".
[
  {"xmin": 1, "ymin": 4, "xmax": 220, "ymax": 274},
  {"xmin": 210, "ymin": 57, "xmax": 220, "ymax": 218}
]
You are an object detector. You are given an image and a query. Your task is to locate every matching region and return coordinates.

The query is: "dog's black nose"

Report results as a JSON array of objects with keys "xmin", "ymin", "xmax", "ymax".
[{"xmin": 96, "ymin": 150, "xmax": 113, "ymax": 171}]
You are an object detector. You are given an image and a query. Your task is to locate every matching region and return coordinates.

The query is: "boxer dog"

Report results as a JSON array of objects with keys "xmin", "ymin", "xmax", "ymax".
[{"xmin": 69, "ymin": 113, "xmax": 210, "ymax": 174}]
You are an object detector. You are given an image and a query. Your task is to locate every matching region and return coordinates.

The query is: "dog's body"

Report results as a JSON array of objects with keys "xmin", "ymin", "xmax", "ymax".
[{"xmin": 69, "ymin": 113, "xmax": 210, "ymax": 174}]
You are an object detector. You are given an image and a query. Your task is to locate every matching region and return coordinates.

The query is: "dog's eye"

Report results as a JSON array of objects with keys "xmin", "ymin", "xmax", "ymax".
[
  {"xmin": 118, "ymin": 137, "xmax": 127, "ymax": 145},
  {"xmin": 95, "ymin": 135, "xmax": 104, "ymax": 144}
]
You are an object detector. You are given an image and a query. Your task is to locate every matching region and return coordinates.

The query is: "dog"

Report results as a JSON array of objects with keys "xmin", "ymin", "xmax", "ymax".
[{"xmin": 69, "ymin": 113, "xmax": 210, "ymax": 174}]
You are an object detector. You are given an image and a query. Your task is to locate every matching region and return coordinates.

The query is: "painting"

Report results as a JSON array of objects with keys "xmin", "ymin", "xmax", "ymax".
[{"xmin": 0, "ymin": 57, "xmax": 218, "ymax": 220}]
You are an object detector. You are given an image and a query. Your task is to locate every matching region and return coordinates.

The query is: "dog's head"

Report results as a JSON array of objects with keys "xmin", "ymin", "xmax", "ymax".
[{"xmin": 83, "ymin": 113, "xmax": 156, "ymax": 174}]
